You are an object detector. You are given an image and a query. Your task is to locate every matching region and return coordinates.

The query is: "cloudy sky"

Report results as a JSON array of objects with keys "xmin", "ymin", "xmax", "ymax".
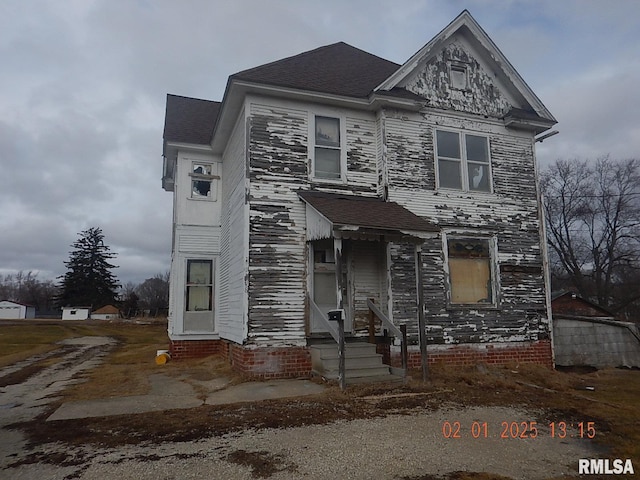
[{"xmin": 1, "ymin": 0, "xmax": 639, "ymax": 286}]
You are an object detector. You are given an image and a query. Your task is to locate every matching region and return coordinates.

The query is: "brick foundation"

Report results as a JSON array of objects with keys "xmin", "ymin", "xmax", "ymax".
[
  {"xmin": 169, "ymin": 339, "xmax": 227, "ymax": 360},
  {"xmin": 169, "ymin": 338, "xmax": 552, "ymax": 378},
  {"xmin": 387, "ymin": 339, "xmax": 554, "ymax": 369},
  {"xmin": 168, "ymin": 339, "xmax": 311, "ymax": 379},
  {"xmin": 229, "ymin": 344, "xmax": 312, "ymax": 378}
]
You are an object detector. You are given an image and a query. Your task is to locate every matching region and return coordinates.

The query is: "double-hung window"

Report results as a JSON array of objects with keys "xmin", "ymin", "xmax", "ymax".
[
  {"xmin": 313, "ymin": 116, "xmax": 343, "ymax": 180},
  {"xmin": 186, "ymin": 260, "xmax": 213, "ymax": 312},
  {"xmin": 184, "ymin": 259, "xmax": 215, "ymax": 332},
  {"xmin": 436, "ymin": 129, "xmax": 491, "ymax": 192},
  {"xmin": 446, "ymin": 236, "xmax": 497, "ymax": 306}
]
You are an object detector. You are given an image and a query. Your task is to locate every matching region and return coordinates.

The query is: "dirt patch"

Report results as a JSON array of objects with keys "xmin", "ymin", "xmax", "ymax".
[
  {"xmin": 225, "ymin": 449, "xmax": 297, "ymax": 478},
  {"xmin": 401, "ymin": 473, "xmax": 514, "ymax": 480}
]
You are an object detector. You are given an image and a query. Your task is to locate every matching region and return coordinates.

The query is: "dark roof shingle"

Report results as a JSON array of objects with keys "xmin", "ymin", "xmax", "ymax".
[
  {"xmin": 298, "ymin": 191, "xmax": 438, "ymax": 233},
  {"xmin": 232, "ymin": 42, "xmax": 400, "ymax": 98},
  {"xmin": 163, "ymin": 94, "xmax": 221, "ymax": 145}
]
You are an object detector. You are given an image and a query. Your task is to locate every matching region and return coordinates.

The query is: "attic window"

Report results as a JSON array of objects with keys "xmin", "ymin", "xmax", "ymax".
[{"xmin": 450, "ymin": 64, "xmax": 468, "ymax": 90}]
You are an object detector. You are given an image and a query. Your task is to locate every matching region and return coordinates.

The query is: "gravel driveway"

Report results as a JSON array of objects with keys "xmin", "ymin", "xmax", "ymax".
[{"xmin": 0, "ymin": 337, "xmax": 598, "ymax": 479}]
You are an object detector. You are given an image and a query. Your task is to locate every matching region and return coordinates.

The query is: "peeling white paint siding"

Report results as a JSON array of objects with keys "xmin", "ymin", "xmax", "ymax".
[
  {"xmin": 218, "ymin": 110, "xmax": 248, "ymax": 344},
  {"xmin": 245, "ymin": 99, "xmax": 383, "ymax": 347},
  {"xmin": 248, "ymin": 101, "xmax": 309, "ymax": 346},
  {"xmin": 345, "ymin": 115, "xmax": 378, "ymax": 193},
  {"xmin": 401, "ymin": 36, "xmax": 515, "ymax": 118},
  {"xmin": 383, "ymin": 106, "xmax": 547, "ymax": 345}
]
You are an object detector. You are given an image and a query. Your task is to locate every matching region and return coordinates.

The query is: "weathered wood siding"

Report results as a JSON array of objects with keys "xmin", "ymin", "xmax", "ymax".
[
  {"xmin": 218, "ymin": 112, "xmax": 248, "ymax": 344},
  {"xmin": 248, "ymin": 102, "xmax": 309, "ymax": 346},
  {"xmin": 400, "ymin": 36, "xmax": 513, "ymax": 119},
  {"xmin": 384, "ymin": 108, "xmax": 548, "ymax": 344},
  {"xmin": 246, "ymin": 100, "xmax": 381, "ymax": 345}
]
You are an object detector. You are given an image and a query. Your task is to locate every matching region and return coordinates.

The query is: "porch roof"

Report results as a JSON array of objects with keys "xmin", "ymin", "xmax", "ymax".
[{"xmin": 298, "ymin": 191, "xmax": 438, "ymax": 238}]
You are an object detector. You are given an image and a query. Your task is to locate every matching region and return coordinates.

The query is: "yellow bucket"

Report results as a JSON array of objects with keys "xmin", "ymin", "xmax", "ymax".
[{"xmin": 155, "ymin": 350, "xmax": 171, "ymax": 365}]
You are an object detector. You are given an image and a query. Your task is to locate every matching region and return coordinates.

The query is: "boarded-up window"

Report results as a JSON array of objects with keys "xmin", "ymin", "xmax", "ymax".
[{"xmin": 447, "ymin": 238, "xmax": 493, "ymax": 304}]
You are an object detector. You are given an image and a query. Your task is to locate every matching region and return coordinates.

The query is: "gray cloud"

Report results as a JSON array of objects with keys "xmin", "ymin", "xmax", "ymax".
[{"xmin": 2, "ymin": 0, "xmax": 639, "ymax": 286}]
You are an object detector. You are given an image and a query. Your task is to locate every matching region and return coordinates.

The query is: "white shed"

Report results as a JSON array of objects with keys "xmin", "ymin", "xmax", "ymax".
[
  {"xmin": 61, "ymin": 307, "xmax": 91, "ymax": 320},
  {"xmin": 0, "ymin": 300, "xmax": 36, "ymax": 319}
]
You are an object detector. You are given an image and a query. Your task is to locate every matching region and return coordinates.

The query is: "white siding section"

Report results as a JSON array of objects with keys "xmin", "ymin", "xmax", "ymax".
[
  {"xmin": 218, "ymin": 110, "xmax": 248, "ymax": 344},
  {"xmin": 345, "ymin": 114, "xmax": 378, "ymax": 191},
  {"xmin": 177, "ymin": 228, "xmax": 221, "ymax": 253}
]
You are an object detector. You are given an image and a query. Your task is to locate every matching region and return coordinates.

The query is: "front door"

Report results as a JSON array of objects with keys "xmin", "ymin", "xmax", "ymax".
[{"xmin": 310, "ymin": 240, "xmax": 352, "ymax": 334}]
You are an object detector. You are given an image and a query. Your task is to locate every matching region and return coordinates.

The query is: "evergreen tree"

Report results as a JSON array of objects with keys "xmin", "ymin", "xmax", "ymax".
[{"xmin": 57, "ymin": 227, "xmax": 120, "ymax": 308}]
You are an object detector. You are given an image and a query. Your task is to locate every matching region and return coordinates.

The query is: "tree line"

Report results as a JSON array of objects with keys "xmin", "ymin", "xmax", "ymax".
[
  {"xmin": 2, "ymin": 227, "xmax": 169, "ymax": 318},
  {"xmin": 541, "ymin": 156, "xmax": 640, "ymax": 321}
]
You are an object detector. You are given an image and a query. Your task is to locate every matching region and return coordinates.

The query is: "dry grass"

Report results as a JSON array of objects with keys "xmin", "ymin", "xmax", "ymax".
[{"xmin": 2, "ymin": 320, "xmax": 639, "ymax": 473}]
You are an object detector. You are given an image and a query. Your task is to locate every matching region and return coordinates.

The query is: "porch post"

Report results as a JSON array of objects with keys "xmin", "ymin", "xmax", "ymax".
[
  {"xmin": 334, "ymin": 237, "xmax": 346, "ymax": 390},
  {"xmin": 415, "ymin": 243, "xmax": 429, "ymax": 381},
  {"xmin": 334, "ymin": 237, "xmax": 343, "ymax": 310}
]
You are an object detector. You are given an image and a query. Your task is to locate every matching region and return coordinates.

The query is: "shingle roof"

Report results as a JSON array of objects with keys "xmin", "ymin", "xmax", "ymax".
[
  {"xmin": 232, "ymin": 42, "xmax": 400, "ymax": 98},
  {"xmin": 298, "ymin": 191, "xmax": 438, "ymax": 233},
  {"xmin": 163, "ymin": 94, "xmax": 221, "ymax": 145}
]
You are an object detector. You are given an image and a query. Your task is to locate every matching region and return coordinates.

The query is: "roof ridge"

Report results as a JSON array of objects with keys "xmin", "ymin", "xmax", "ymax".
[
  {"xmin": 232, "ymin": 41, "xmax": 399, "ymax": 78},
  {"xmin": 167, "ymin": 93, "xmax": 220, "ymax": 104}
]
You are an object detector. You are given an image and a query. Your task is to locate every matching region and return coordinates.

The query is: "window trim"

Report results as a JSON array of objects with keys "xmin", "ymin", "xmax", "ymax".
[
  {"xmin": 310, "ymin": 113, "xmax": 347, "ymax": 183},
  {"xmin": 434, "ymin": 128, "xmax": 493, "ymax": 193},
  {"xmin": 442, "ymin": 232, "xmax": 499, "ymax": 309},
  {"xmin": 183, "ymin": 258, "xmax": 216, "ymax": 334}
]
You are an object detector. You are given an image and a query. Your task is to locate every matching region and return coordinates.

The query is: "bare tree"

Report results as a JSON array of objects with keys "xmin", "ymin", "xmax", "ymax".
[
  {"xmin": 0, "ymin": 271, "xmax": 59, "ymax": 313},
  {"xmin": 541, "ymin": 157, "xmax": 640, "ymax": 317},
  {"xmin": 135, "ymin": 272, "xmax": 169, "ymax": 316}
]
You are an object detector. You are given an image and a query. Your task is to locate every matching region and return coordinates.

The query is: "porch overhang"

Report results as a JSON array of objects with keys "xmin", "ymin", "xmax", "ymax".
[{"xmin": 298, "ymin": 191, "xmax": 439, "ymax": 242}]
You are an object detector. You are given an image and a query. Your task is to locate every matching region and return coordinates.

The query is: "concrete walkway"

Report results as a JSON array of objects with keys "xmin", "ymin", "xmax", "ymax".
[{"xmin": 47, "ymin": 375, "xmax": 326, "ymax": 421}]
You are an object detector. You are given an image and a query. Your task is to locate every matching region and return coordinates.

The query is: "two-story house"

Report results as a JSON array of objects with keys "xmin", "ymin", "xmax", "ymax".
[{"xmin": 161, "ymin": 10, "xmax": 557, "ymax": 379}]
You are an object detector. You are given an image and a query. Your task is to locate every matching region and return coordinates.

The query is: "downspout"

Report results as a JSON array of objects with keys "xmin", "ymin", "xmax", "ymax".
[{"xmin": 533, "ymin": 136, "xmax": 555, "ymax": 367}]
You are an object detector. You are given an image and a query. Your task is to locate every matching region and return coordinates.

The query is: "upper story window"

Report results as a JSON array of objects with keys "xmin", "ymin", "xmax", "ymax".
[
  {"xmin": 435, "ymin": 129, "xmax": 491, "ymax": 192},
  {"xmin": 190, "ymin": 162, "xmax": 219, "ymax": 200},
  {"xmin": 313, "ymin": 116, "xmax": 344, "ymax": 181}
]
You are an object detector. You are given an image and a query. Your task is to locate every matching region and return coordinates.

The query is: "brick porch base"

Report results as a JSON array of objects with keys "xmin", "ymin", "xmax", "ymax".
[
  {"xmin": 388, "ymin": 339, "xmax": 554, "ymax": 369},
  {"xmin": 169, "ymin": 338, "xmax": 553, "ymax": 378}
]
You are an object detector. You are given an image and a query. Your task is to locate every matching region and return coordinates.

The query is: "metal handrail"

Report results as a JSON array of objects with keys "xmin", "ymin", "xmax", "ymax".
[{"xmin": 309, "ymin": 296, "xmax": 340, "ymax": 343}]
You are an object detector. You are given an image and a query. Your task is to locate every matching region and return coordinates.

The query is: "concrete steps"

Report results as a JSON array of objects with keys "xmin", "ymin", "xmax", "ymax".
[{"xmin": 310, "ymin": 342, "xmax": 403, "ymax": 385}]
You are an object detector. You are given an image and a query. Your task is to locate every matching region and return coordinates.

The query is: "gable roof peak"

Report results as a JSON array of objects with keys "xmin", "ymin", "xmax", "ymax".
[{"xmin": 375, "ymin": 9, "xmax": 556, "ymax": 124}]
